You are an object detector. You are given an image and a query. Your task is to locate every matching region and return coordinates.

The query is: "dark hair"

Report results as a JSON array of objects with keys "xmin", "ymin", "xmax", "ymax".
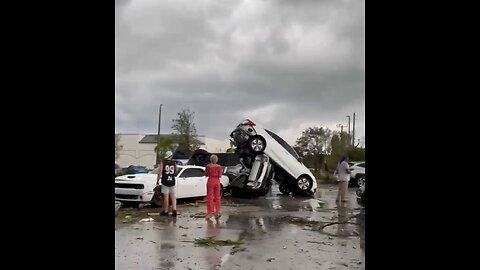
[{"xmin": 339, "ymin": 156, "xmax": 348, "ymax": 163}]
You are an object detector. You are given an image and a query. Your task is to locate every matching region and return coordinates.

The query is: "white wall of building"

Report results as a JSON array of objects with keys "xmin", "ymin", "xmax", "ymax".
[
  {"xmin": 116, "ymin": 134, "xmax": 156, "ymax": 169},
  {"xmin": 115, "ymin": 134, "xmax": 232, "ymax": 169}
]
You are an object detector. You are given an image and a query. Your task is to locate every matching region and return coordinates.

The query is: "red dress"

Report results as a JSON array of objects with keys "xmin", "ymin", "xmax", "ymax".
[{"xmin": 204, "ymin": 164, "xmax": 222, "ymax": 215}]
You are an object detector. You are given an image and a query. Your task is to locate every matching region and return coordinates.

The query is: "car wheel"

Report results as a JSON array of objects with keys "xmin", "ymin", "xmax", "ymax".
[
  {"xmin": 259, "ymin": 177, "xmax": 273, "ymax": 196},
  {"xmin": 124, "ymin": 202, "xmax": 140, "ymax": 208},
  {"xmin": 279, "ymin": 183, "xmax": 290, "ymax": 195},
  {"xmin": 249, "ymin": 136, "xmax": 266, "ymax": 153},
  {"xmin": 295, "ymin": 176, "xmax": 312, "ymax": 195},
  {"xmin": 151, "ymin": 192, "xmax": 163, "ymax": 207},
  {"xmin": 356, "ymin": 174, "xmax": 365, "ymax": 187}
]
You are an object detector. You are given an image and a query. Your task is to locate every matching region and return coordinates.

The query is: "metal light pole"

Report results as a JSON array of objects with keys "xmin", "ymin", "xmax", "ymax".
[{"xmin": 156, "ymin": 104, "xmax": 163, "ymax": 164}]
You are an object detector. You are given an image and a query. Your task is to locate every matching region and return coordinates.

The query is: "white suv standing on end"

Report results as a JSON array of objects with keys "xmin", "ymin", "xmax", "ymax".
[{"xmin": 349, "ymin": 162, "xmax": 365, "ymax": 187}]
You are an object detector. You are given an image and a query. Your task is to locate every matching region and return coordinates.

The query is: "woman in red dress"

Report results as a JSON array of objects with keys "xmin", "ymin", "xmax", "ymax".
[{"xmin": 204, "ymin": 154, "xmax": 222, "ymax": 220}]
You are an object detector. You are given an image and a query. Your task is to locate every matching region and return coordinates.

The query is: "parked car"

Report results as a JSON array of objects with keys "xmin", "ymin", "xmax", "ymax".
[
  {"xmin": 126, "ymin": 165, "xmax": 149, "ymax": 175},
  {"xmin": 349, "ymin": 162, "xmax": 365, "ymax": 187},
  {"xmin": 229, "ymin": 119, "xmax": 317, "ymax": 197},
  {"xmin": 173, "ymin": 159, "xmax": 189, "ymax": 166},
  {"xmin": 114, "ymin": 165, "xmax": 230, "ymax": 207},
  {"xmin": 356, "ymin": 182, "xmax": 365, "ymax": 207}
]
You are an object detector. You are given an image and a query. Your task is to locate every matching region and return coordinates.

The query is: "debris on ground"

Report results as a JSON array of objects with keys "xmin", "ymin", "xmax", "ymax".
[
  {"xmin": 193, "ymin": 237, "xmax": 244, "ymax": 247},
  {"xmin": 147, "ymin": 213, "xmax": 160, "ymax": 216},
  {"xmin": 230, "ymin": 246, "xmax": 247, "ymax": 255},
  {"xmin": 266, "ymin": 257, "xmax": 275, "ymax": 262},
  {"xmin": 179, "ymin": 225, "xmax": 189, "ymax": 229},
  {"xmin": 307, "ymin": 241, "xmax": 334, "ymax": 246},
  {"xmin": 277, "ymin": 216, "xmax": 320, "ymax": 227},
  {"xmin": 190, "ymin": 212, "xmax": 207, "ymax": 218},
  {"xmin": 140, "ymin": 218, "xmax": 154, "ymax": 222},
  {"xmin": 136, "ymin": 237, "xmax": 144, "ymax": 240}
]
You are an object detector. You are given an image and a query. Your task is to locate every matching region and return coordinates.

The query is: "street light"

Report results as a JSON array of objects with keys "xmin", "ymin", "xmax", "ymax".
[{"xmin": 336, "ymin": 124, "xmax": 347, "ymax": 133}]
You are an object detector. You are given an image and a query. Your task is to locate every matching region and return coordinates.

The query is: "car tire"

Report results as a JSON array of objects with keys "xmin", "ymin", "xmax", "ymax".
[
  {"xmin": 295, "ymin": 176, "xmax": 313, "ymax": 196},
  {"xmin": 151, "ymin": 192, "xmax": 163, "ymax": 207},
  {"xmin": 123, "ymin": 202, "xmax": 140, "ymax": 208},
  {"xmin": 259, "ymin": 177, "xmax": 273, "ymax": 196},
  {"xmin": 355, "ymin": 174, "xmax": 365, "ymax": 187},
  {"xmin": 249, "ymin": 136, "xmax": 266, "ymax": 153}
]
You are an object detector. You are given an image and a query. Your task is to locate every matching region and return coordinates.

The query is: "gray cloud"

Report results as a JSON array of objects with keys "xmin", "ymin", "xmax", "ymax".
[{"xmin": 115, "ymin": 0, "xmax": 365, "ymax": 145}]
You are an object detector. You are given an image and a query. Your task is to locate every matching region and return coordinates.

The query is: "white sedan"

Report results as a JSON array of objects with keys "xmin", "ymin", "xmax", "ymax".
[
  {"xmin": 230, "ymin": 119, "xmax": 318, "ymax": 196},
  {"xmin": 115, "ymin": 165, "xmax": 230, "ymax": 207}
]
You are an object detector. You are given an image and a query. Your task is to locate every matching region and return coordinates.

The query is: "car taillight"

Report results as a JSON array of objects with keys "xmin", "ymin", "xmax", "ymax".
[{"xmin": 246, "ymin": 119, "xmax": 256, "ymax": 126}]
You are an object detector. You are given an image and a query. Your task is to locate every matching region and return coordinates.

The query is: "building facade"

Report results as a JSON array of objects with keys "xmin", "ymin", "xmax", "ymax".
[{"xmin": 115, "ymin": 133, "xmax": 231, "ymax": 168}]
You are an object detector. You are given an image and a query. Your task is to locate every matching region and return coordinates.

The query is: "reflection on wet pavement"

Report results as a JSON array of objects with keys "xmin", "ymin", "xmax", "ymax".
[{"xmin": 116, "ymin": 183, "xmax": 365, "ymax": 270}]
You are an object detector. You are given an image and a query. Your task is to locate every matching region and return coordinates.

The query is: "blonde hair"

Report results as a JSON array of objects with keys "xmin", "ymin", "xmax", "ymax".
[{"xmin": 210, "ymin": 154, "xmax": 218, "ymax": 164}]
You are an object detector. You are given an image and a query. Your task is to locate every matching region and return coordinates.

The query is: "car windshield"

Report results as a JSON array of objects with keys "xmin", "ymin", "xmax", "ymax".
[{"xmin": 264, "ymin": 129, "xmax": 300, "ymax": 160}]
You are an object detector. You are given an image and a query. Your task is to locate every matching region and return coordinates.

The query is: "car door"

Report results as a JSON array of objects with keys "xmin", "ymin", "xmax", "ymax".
[
  {"xmin": 176, "ymin": 168, "xmax": 205, "ymax": 198},
  {"xmin": 192, "ymin": 167, "xmax": 207, "ymax": 197}
]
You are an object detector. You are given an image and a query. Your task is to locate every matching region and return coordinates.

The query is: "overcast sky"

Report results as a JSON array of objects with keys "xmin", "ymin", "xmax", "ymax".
[{"xmin": 115, "ymin": 0, "xmax": 365, "ymax": 146}]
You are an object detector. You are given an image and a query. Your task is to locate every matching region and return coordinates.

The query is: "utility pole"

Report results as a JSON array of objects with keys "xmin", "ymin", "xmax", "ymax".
[
  {"xmin": 352, "ymin": 112, "xmax": 356, "ymax": 146},
  {"xmin": 346, "ymin": 115, "xmax": 351, "ymax": 135},
  {"xmin": 346, "ymin": 115, "xmax": 351, "ymax": 145},
  {"xmin": 156, "ymin": 104, "xmax": 163, "ymax": 164}
]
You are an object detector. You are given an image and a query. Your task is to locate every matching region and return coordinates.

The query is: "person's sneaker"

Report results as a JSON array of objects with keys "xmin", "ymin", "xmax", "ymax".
[
  {"xmin": 215, "ymin": 213, "xmax": 222, "ymax": 219},
  {"xmin": 205, "ymin": 213, "xmax": 213, "ymax": 220},
  {"xmin": 160, "ymin": 211, "xmax": 169, "ymax": 216},
  {"xmin": 171, "ymin": 210, "xmax": 178, "ymax": 216}
]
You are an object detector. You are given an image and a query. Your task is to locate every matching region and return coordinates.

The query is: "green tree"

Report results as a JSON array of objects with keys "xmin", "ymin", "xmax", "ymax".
[
  {"xmin": 115, "ymin": 134, "xmax": 123, "ymax": 161},
  {"xmin": 294, "ymin": 127, "xmax": 332, "ymax": 173},
  {"xmin": 154, "ymin": 135, "xmax": 178, "ymax": 162},
  {"xmin": 171, "ymin": 108, "xmax": 204, "ymax": 157},
  {"xmin": 326, "ymin": 131, "xmax": 357, "ymax": 170},
  {"xmin": 345, "ymin": 146, "xmax": 365, "ymax": 161}
]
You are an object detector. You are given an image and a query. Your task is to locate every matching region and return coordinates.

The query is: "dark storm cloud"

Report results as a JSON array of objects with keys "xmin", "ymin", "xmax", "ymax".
[{"xmin": 115, "ymin": 0, "xmax": 365, "ymax": 145}]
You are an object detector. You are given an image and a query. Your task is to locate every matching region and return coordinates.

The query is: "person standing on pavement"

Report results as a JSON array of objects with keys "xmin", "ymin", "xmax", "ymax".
[
  {"xmin": 204, "ymin": 154, "xmax": 222, "ymax": 220},
  {"xmin": 334, "ymin": 155, "xmax": 351, "ymax": 203},
  {"xmin": 157, "ymin": 151, "xmax": 178, "ymax": 216}
]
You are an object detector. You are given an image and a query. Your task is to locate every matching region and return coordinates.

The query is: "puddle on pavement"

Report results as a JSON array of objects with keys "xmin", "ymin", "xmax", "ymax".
[{"xmin": 116, "ymin": 185, "xmax": 365, "ymax": 270}]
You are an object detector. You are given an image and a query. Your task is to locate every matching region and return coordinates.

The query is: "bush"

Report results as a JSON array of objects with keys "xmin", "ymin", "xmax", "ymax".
[{"xmin": 346, "ymin": 147, "xmax": 365, "ymax": 161}]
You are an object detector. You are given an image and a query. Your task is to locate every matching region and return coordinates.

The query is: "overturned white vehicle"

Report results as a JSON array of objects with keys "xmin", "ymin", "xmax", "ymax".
[{"xmin": 228, "ymin": 119, "xmax": 317, "ymax": 197}]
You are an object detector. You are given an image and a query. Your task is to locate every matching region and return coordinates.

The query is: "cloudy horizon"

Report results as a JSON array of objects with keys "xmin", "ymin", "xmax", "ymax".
[{"xmin": 115, "ymin": 0, "xmax": 365, "ymax": 146}]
